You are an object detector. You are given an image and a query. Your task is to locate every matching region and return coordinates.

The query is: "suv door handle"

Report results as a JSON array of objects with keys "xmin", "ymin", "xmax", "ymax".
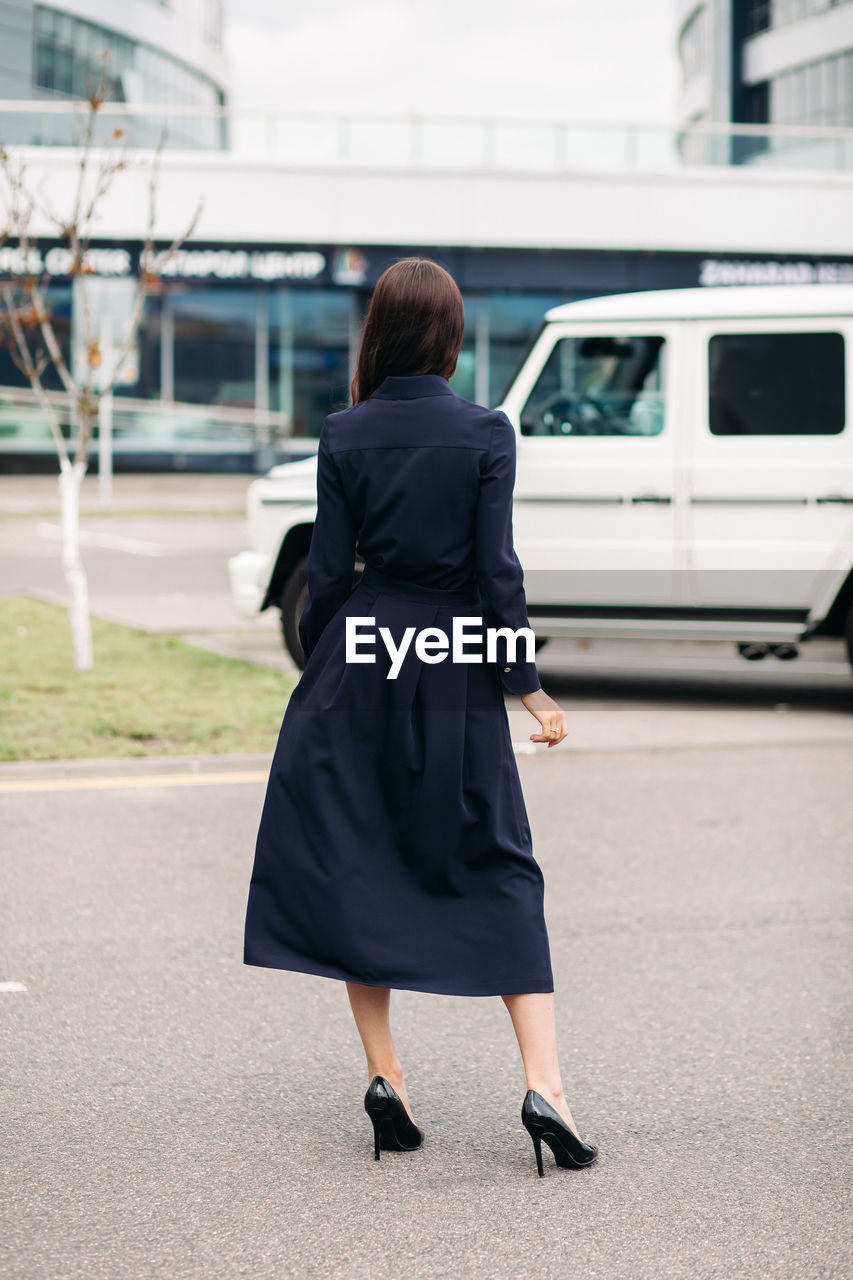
[
  {"xmin": 815, "ymin": 494, "xmax": 853, "ymax": 504},
  {"xmin": 631, "ymin": 493, "xmax": 672, "ymax": 504}
]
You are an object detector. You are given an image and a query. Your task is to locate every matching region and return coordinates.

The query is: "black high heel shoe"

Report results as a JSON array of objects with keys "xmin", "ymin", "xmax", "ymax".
[
  {"xmin": 363, "ymin": 1076, "xmax": 423, "ymax": 1161},
  {"xmin": 521, "ymin": 1089, "xmax": 598, "ymax": 1176}
]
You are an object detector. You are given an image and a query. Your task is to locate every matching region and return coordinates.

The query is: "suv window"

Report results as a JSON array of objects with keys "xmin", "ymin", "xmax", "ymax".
[
  {"xmin": 708, "ymin": 332, "xmax": 845, "ymax": 436},
  {"xmin": 520, "ymin": 335, "xmax": 666, "ymax": 437}
]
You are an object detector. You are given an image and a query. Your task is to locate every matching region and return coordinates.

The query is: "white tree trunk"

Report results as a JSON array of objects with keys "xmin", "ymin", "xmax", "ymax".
[{"xmin": 58, "ymin": 457, "xmax": 94, "ymax": 672}]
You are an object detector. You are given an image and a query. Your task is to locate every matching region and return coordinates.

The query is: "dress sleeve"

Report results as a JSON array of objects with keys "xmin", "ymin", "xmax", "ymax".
[
  {"xmin": 297, "ymin": 421, "xmax": 358, "ymax": 662},
  {"xmin": 474, "ymin": 412, "xmax": 541, "ymax": 696}
]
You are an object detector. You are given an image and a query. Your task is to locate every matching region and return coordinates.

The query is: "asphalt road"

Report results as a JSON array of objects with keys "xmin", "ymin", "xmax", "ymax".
[
  {"xmin": 0, "ymin": 509, "xmax": 264, "ymax": 634},
  {"xmin": 2, "ymin": 727, "xmax": 851, "ymax": 1280}
]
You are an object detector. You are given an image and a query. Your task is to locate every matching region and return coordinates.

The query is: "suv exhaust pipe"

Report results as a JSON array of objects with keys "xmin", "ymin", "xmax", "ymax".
[
  {"xmin": 738, "ymin": 642, "xmax": 770, "ymax": 661},
  {"xmin": 737, "ymin": 642, "xmax": 800, "ymax": 662}
]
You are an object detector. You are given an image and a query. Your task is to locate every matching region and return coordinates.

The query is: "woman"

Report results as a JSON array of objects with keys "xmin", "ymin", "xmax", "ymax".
[{"xmin": 243, "ymin": 258, "xmax": 597, "ymax": 1177}]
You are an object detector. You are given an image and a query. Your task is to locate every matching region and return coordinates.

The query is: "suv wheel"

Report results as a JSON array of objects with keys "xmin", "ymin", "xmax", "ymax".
[
  {"xmin": 278, "ymin": 559, "xmax": 366, "ymax": 670},
  {"xmin": 279, "ymin": 556, "xmax": 309, "ymax": 669}
]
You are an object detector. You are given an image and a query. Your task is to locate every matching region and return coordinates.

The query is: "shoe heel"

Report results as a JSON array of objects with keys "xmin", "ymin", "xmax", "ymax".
[
  {"xmin": 521, "ymin": 1090, "xmax": 598, "ymax": 1173},
  {"xmin": 364, "ymin": 1076, "xmax": 423, "ymax": 1162},
  {"xmin": 529, "ymin": 1129, "xmax": 544, "ymax": 1177}
]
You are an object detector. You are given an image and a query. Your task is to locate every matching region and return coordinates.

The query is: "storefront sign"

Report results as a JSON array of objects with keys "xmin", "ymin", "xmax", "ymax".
[
  {"xmin": 699, "ymin": 258, "xmax": 853, "ymax": 286},
  {"xmin": 140, "ymin": 248, "xmax": 326, "ymax": 281},
  {"xmin": 5, "ymin": 240, "xmax": 852, "ymax": 294},
  {"xmin": 332, "ymin": 248, "xmax": 369, "ymax": 286},
  {"xmin": 0, "ymin": 243, "xmax": 326, "ymax": 283},
  {"xmin": 0, "ymin": 245, "xmax": 133, "ymax": 277}
]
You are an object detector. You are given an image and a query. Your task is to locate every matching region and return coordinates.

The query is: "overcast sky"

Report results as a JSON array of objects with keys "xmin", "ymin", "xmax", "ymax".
[{"xmin": 224, "ymin": 0, "xmax": 681, "ymax": 124}]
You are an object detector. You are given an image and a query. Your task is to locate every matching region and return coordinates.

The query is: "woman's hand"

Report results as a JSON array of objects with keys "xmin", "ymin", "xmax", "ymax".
[{"xmin": 520, "ymin": 687, "xmax": 568, "ymax": 748}]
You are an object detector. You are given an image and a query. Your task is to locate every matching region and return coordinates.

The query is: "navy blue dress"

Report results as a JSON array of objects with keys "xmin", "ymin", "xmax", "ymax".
[{"xmin": 243, "ymin": 372, "xmax": 554, "ymax": 996}]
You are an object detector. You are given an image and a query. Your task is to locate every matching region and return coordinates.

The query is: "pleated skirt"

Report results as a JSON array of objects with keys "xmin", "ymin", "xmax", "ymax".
[{"xmin": 243, "ymin": 565, "xmax": 554, "ymax": 996}]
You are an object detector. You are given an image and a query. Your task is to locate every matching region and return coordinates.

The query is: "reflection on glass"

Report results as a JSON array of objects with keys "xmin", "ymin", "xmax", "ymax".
[
  {"xmin": 0, "ymin": 285, "xmax": 73, "ymax": 452},
  {"xmin": 449, "ymin": 295, "xmax": 480, "ymax": 403},
  {"xmin": 121, "ymin": 294, "xmax": 161, "ymax": 401},
  {"xmin": 269, "ymin": 289, "xmax": 352, "ymax": 437},
  {"xmin": 0, "ymin": 283, "xmax": 71, "ymax": 392},
  {"xmin": 172, "ymin": 289, "xmax": 256, "ymax": 407},
  {"xmin": 521, "ymin": 335, "xmax": 666, "ymax": 437},
  {"xmin": 489, "ymin": 292, "xmax": 566, "ymax": 406}
]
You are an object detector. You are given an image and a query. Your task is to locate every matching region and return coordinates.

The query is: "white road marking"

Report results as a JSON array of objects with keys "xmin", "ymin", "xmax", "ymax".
[
  {"xmin": 0, "ymin": 982, "xmax": 27, "ymax": 993},
  {"xmin": 35, "ymin": 522, "xmax": 164, "ymax": 557}
]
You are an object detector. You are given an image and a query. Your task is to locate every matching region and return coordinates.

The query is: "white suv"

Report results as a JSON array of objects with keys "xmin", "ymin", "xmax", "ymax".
[{"xmin": 229, "ymin": 283, "xmax": 853, "ymax": 678}]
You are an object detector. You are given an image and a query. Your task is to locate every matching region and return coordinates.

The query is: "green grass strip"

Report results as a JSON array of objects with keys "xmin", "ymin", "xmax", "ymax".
[{"xmin": 0, "ymin": 596, "xmax": 295, "ymax": 762}]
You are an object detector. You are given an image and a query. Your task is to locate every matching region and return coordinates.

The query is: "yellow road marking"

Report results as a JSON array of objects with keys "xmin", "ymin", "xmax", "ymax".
[{"xmin": 0, "ymin": 770, "xmax": 268, "ymax": 794}]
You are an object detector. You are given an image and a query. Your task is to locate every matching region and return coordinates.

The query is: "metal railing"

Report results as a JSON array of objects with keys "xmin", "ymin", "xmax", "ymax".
[
  {"xmin": 0, "ymin": 385, "xmax": 320, "ymax": 472},
  {"xmin": 1, "ymin": 100, "xmax": 852, "ymax": 172}
]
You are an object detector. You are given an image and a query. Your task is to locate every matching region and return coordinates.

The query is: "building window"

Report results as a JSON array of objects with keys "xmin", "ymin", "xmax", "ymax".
[
  {"xmin": 746, "ymin": 81, "xmax": 770, "ymax": 123},
  {"xmin": 129, "ymin": 294, "xmax": 162, "ymax": 402},
  {"xmin": 0, "ymin": 284, "xmax": 71, "ymax": 393},
  {"xmin": 771, "ymin": 51, "xmax": 853, "ymax": 128},
  {"xmin": 172, "ymin": 289, "xmax": 257, "ymax": 408},
  {"xmin": 753, "ymin": 0, "xmax": 851, "ymax": 30},
  {"xmin": 449, "ymin": 295, "xmax": 481, "ymax": 404},
  {"xmin": 520, "ymin": 336, "xmax": 667, "ymax": 438},
  {"xmin": 488, "ymin": 292, "xmax": 566, "ymax": 407},
  {"xmin": 268, "ymin": 289, "xmax": 353, "ymax": 437},
  {"xmin": 733, "ymin": 79, "xmax": 771, "ymax": 162},
  {"xmin": 747, "ymin": 1, "xmax": 772, "ymax": 34},
  {"xmin": 708, "ymin": 332, "xmax": 845, "ymax": 435}
]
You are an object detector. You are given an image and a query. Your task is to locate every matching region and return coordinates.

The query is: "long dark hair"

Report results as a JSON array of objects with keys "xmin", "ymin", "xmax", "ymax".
[{"xmin": 350, "ymin": 257, "xmax": 465, "ymax": 404}]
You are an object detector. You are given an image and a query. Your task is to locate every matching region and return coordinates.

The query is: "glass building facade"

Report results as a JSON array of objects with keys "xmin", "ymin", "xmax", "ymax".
[
  {"xmin": 2, "ymin": 239, "xmax": 852, "ymax": 470},
  {"xmin": 677, "ymin": 0, "xmax": 853, "ymax": 163},
  {"xmin": 31, "ymin": 5, "xmax": 226, "ymax": 148},
  {"xmin": 106, "ymin": 282, "xmax": 572, "ymax": 436},
  {"xmin": 0, "ymin": 0, "xmax": 228, "ymax": 147}
]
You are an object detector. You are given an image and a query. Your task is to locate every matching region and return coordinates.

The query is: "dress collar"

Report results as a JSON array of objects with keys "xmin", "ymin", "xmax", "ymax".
[{"xmin": 371, "ymin": 373, "xmax": 455, "ymax": 401}]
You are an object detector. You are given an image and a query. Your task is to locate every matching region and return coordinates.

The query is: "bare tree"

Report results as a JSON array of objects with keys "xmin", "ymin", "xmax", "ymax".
[{"xmin": 0, "ymin": 61, "xmax": 202, "ymax": 670}]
